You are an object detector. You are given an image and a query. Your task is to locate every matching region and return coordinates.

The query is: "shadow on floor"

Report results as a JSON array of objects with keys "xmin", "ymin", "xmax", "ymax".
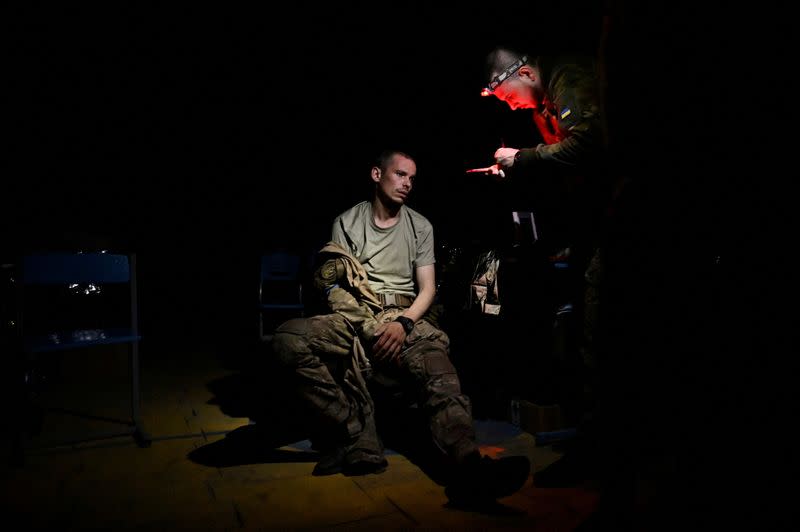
[
  {"xmin": 187, "ymin": 369, "xmax": 315, "ymax": 468},
  {"xmin": 187, "ymin": 365, "xmax": 507, "ymax": 495},
  {"xmin": 187, "ymin": 423, "xmax": 317, "ymax": 467}
]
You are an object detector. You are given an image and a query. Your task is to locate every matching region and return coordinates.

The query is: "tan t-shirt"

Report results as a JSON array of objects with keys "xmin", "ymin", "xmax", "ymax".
[{"xmin": 331, "ymin": 201, "xmax": 435, "ymax": 296}]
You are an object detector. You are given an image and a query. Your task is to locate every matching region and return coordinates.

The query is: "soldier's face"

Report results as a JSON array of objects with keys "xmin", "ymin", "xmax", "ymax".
[{"xmin": 373, "ymin": 154, "xmax": 416, "ymax": 206}]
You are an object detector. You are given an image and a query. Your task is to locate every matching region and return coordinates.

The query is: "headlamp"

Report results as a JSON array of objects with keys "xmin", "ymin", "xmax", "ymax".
[{"xmin": 481, "ymin": 55, "xmax": 528, "ymax": 96}]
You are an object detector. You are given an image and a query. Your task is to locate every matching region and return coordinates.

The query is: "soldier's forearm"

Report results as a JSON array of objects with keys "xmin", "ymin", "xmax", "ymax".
[{"xmin": 403, "ymin": 285, "xmax": 435, "ymax": 323}]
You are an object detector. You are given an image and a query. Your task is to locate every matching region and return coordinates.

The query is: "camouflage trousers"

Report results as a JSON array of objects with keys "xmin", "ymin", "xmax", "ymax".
[{"xmin": 270, "ymin": 310, "xmax": 478, "ymax": 466}]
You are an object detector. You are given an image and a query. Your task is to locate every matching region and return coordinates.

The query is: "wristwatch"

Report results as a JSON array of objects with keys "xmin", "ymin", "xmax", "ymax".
[
  {"xmin": 514, "ymin": 149, "xmax": 524, "ymax": 164},
  {"xmin": 394, "ymin": 316, "xmax": 414, "ymax": 335}
]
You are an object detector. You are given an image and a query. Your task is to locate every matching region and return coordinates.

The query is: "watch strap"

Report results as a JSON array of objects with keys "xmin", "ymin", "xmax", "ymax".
[{"xmin": 394, "ymin": 316, "xmax": 414, "ymax": 334}]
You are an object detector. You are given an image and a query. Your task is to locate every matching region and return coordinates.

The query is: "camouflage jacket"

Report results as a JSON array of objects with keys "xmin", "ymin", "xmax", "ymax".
[
  {"xmin": 314, "ymin": 241, "xmax": 384, "ymax": 343},
  {"xmin": 514, "ymin": 54, "xmax": 604, "ymax": 170}
]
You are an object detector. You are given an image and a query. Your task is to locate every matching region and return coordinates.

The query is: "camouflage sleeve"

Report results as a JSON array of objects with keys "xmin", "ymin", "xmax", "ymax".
[
  {"xmin": 314, "ymin": 257, "xmax": 380, "ymax": 341},
  {"xmin": 530, "ymin": 129, "xmax": 598, "ymax": 166},
  {"xmin": 515, "ymin": 62, "xmax": 603, "ymax": 169}
]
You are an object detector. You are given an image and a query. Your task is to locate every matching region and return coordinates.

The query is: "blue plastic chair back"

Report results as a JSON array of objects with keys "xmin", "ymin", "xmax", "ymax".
[
  {"xmin": 20, "ymin": 252, "xmax": 140, "ymax": 352},
  {"xmin": 23, "ymin": 253, "xmax": 131, "ymax": 285}
]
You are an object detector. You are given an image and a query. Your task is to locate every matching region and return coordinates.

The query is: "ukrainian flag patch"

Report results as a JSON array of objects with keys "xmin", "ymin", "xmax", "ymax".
[{"xmin": 560, "ymin": 107, "xmax": 572, "ymax": 119}]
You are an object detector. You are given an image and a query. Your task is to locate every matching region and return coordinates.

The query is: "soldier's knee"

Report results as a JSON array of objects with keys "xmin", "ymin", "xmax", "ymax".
[
  {"xmin": 275, "ymin": 317, "xmax": 308, "ymax": 336},
  {"xmin": 270, "ymin": 334, "xmax": 295, "ymax": 369},
  {"xmin": 271, "ymin": 318, "xmax": 310, "ymax": 368}
]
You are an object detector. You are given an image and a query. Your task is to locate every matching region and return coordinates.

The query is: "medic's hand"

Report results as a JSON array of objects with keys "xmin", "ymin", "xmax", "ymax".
[
  {"xmin": 494, "ymin": 147, "xmax": 520, "ymax": 169},
  {"xmin": 466, "ymin": 164, "xmax": 506, "ymax": 180},
  {"xmin": 371, "ymin": 321, "xmax": 406, "ymax": 365}
]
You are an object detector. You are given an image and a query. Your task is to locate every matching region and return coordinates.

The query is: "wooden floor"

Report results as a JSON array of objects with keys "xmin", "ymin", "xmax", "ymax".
[{"xmin": 1, "ymin": 342, "xmax": 602, "ymax": 531}]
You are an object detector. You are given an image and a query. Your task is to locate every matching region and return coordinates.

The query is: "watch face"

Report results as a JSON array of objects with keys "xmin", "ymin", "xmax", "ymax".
[{"xmin": 396, "ymin": 316, "xmax": 413, "ymax": 333}]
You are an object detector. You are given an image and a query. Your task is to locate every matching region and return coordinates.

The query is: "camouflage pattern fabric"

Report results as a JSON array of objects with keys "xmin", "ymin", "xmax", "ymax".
[{"xmin": 270, "ymin": 243, "xmax": 479, "ymax": 467}]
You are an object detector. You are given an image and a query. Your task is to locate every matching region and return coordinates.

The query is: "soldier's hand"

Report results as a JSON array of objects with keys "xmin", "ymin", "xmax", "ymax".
[{"xmin": 371, "ymin": 322, "xmax": 406, "ymax": 365}]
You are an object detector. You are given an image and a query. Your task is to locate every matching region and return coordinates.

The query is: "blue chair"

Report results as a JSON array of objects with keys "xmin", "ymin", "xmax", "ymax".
[
  {"xmin": 258, "ymin": 250, "xmax": 305, "ymax": 340},
  {"xmin": 14, "ymin": 252, "xmax": 151, "ymax": 454}
]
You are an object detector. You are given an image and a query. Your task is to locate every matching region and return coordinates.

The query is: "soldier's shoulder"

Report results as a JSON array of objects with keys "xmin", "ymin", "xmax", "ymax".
[
  {"xmin": 403, "ymin": 205, "xmax": 434, "ymax": 233},
  {"xmin": 337, "ymin": 201, "xmax": 371, "ymax": 225}
]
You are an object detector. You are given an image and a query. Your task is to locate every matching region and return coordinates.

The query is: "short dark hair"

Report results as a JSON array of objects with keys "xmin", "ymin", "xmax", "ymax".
[
  {"xmin": 485, "ymin": 46, "xmax": 536, "ymax": 80},
  {"xmin": 375, "ymin": 150, "xmax": 415, "ymax": 172}
]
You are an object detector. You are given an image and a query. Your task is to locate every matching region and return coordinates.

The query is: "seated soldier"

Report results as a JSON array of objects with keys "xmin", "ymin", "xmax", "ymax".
[{"xmin": 270, "ymin": 149, "xmax": 530, "ymax": 503}]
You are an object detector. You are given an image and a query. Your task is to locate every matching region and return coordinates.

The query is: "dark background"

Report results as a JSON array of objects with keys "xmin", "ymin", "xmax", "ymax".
[
  {"xmin": 5, "ymin": 2, "xmax": 746, "ymax": 356},
  {"xmin": 6, "ymin": 4, "xmax": 782, "ymax": 525},
  {"xmin": 6, "ymin": 3, "xmax": 620, "ymax": 344}
]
